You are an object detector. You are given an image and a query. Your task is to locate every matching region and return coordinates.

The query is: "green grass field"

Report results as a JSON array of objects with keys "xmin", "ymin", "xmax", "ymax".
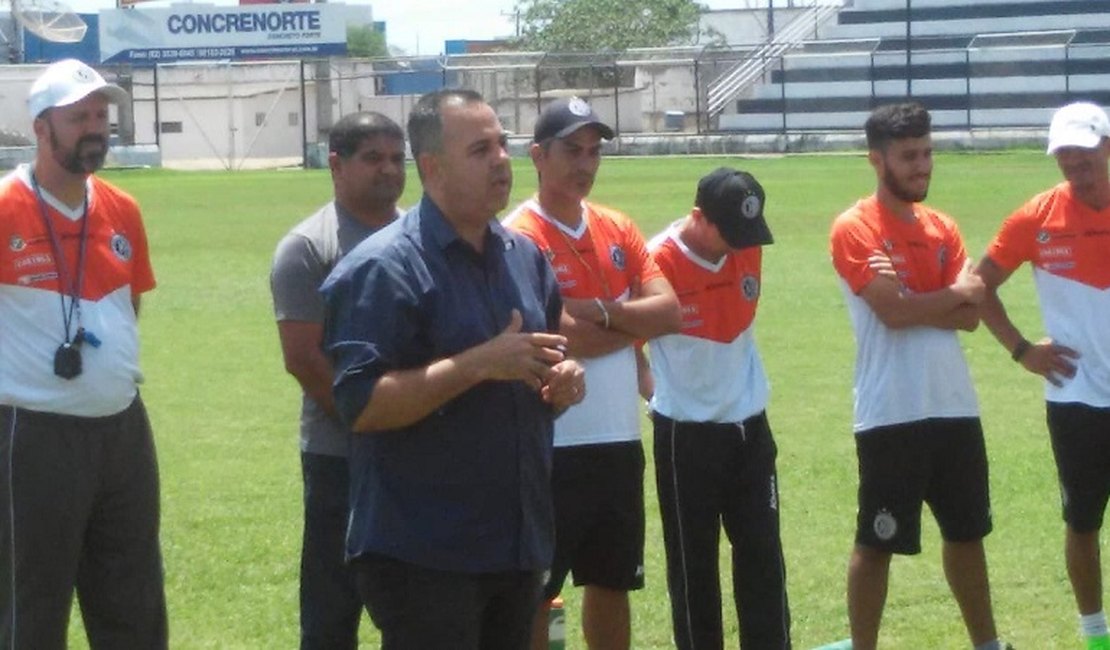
[{"xmin": 75, "ymin": 150, "xmax": 1085, "ymax": 648}]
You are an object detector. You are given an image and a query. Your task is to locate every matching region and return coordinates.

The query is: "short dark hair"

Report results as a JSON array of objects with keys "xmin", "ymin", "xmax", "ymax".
[
  {"xmin": 328, "ymin": 112, "xmax": 404, "ymax": 158},
  {"xmin": 406, "ymin": 89, "xmax": 485, "ymax": 160},
  {"xmin": 865, "ymin": 102, "xmax": 931, "ymax": 150}
]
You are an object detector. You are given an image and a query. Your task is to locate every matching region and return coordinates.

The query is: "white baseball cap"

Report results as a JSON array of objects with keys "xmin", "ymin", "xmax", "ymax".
[
  {"xmin": 27, "ymin": 58, "xmax": 128, "ymax": 120},
  {"xmin": 1046, "ymin": 101, "xmax": 1110, "ymax": 154}
]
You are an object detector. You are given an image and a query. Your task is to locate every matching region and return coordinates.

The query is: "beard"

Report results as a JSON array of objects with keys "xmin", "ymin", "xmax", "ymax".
[
  {"xmin": 881, "ymin": 161, "xmax": 929, "ymax": 203},
  {"xmin": 49, "ymin": 123, "xmax": 108, "ymax": 175}
]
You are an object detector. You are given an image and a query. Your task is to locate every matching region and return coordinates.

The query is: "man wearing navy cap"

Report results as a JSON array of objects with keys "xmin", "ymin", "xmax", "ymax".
[
  {"xmin": 0, "ymin": 59, "xmax": 166, "ymax": 648},
  {"xmin": 640, "ymin": 168, "xmax": 791, "ymax": 649},
  {"xmin": 505, "ymin": 97, "xmax": 681, "ymax": 650}
]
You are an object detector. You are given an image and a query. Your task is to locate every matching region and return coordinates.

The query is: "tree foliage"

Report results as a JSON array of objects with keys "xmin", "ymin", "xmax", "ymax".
[
  {"xmin": 346, "ymin": 25, "xmax": 388, "ymax": 58},
  {"xmin": 514, "ymin": 0, "xmax": 705, "ymax": 52}
]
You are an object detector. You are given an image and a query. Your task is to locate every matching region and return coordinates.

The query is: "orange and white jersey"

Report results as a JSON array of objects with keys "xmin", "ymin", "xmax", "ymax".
[
  {"xmin": 986, "ymin": 182, "xmax": 1110, "ymax": 406},
  {"xmin": 646, "ymin": 222, "xmax": 769, "ymax": 423},
  {"xmin": 503, "ymin": 198, "xmax": 663, "ymax": 446},
  {"xmin": 0, "ymin": 165, "xmax": 155, "ymax": 417},
  {"xmin": 830, "ymin": 195, "xmax": 979, "ymax": 433}
]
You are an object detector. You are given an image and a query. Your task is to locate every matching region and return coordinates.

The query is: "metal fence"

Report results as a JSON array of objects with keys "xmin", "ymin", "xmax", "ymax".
[{"xmin": 4, "ymin": 27, "xmax": 1108, "ymax": 168}]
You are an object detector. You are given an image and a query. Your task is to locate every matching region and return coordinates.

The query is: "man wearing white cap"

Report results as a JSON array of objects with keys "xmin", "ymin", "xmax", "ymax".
[
  {"xmin": 0, "ymin": 59, "xmax": 166, "ymax": 648},
  {"xmin": 975, "ymin": 101, "xmax": 1110, "ymax": 650}
]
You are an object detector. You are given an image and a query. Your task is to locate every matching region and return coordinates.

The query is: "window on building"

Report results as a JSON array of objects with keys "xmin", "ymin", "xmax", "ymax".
[
  {"xmin": 289, "ymin": 112, "xmax": 300, "ymax": 127},
  {"xmin": 159, "ymin": 121, "xmax": 183, "ymax": 134},
  {"xmin": 255, "ymin": 112, "xmax": 266, "ymax": 127}
]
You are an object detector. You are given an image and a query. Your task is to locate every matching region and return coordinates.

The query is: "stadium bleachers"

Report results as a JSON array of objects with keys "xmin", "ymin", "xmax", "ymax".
[{"xmin": 719, "ymin": 0, "xmax": 1110, "ymax": 132}]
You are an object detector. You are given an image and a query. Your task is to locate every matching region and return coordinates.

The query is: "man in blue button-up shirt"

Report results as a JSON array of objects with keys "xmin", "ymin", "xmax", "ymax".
[{"xmin": 322, "ymin": 89, "xmax": 585, "ymax": 650}]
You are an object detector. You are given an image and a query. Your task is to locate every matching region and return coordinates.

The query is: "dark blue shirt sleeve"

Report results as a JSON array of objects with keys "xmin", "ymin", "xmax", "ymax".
[{"xmin": 321, "ymin": 249, "xmax": 420, "ymax": 428}]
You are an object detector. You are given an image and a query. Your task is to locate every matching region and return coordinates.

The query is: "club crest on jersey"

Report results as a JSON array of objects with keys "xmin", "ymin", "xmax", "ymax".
[
  {"xmin": 741, "ymin": 275, "xmax": 760, "ymax": 301},
  {"xmin": 544, "ymin": 247, "xmax": 556, "ymax": 263},
  {"xmin": 110, "ymin": 233, "xmax": 132, "ymax": 261},
  {"xmin": 9, "ymin": 234, "xmax": 26, "ymax": 252},
  {"xmin": 873, "ymin": 509, "xmax": 897, "ymax": 541},
  {"xmin": 882, "ymin": 239, "xmax": 894, "ymax": 252},
  {"xmin": 609, "ymin": 244, "xmax": 626, "ymax": 271},
  {"xmin": 567, "ymin": 97, "xmax": 591, "ymax": 116},
  {"xmin": 1036, "ymin": 230, "xmax": 1051, "ymax": 243}
]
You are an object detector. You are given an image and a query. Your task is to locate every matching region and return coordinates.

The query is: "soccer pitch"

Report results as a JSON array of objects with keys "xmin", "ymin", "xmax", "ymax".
[{"xmin": 87, "ymin": 150, "xmax": 1081, "ymax": 648}]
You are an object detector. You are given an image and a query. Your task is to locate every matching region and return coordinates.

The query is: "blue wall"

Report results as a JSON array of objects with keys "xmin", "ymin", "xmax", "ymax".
[{"xmin": 380, "ymin": 58, "xmax": 446, "ymax": 95}]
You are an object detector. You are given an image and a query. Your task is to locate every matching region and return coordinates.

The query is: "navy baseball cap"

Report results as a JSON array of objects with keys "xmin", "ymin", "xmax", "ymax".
[
  {"xmin": 695, "ymin": 167, "xmax": 773, "ymax": 250},
  {"xmin": 534, "ymin": 96, "xmax": 614, "ymax": 143}
]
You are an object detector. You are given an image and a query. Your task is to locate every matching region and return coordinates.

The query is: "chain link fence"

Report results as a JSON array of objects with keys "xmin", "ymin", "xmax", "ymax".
[{"xmin": 3, "ymin": 28, "xmax": 1109, "ymax": 168}]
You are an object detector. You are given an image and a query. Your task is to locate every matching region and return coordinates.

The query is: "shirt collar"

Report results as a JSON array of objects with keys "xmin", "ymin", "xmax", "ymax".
[{"xmin": 418, "ymin": 194, "xmax": 514, "ymax": 254}]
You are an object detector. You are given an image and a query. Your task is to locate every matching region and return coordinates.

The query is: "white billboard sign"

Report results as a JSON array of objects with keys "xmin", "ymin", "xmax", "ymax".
[{"xmin": 99, "ymin": 4, "xmax": 348, "ymax": 63}]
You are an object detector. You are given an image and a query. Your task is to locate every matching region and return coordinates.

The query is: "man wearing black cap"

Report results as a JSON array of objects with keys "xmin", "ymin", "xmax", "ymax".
[
  {"xmin": 829, "ymin": 102, "xmax": 1010, "ymax": 650},
  {"xmin": 640, "ymin": 167, "xmax": 790, "ymax": 649},
  {"xmin": 504, "ymin": 96, "xmax": 681, "ymax": 650}
]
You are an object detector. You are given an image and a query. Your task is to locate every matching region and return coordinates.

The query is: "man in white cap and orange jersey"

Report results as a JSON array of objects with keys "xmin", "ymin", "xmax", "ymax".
[
  {"xmin": 504, "ymin": 97, "xmax": 681, "ymax": 649},
  {"xmin": 975, "ymin": 101, "xmax": 1110, "ymax": 650},
  {"xmin": 0, "ymin": 59, "xmax": 166, "ymax": 648}
]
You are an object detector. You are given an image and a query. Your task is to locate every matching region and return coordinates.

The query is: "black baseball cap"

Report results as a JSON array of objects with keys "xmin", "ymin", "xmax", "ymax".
[
  {"xmin": 533, "ymin": 96, "xmax": 615, "ymax": 143},
  {"xmin": 695, "ymin": 167, "xmax": 773, "ymax": 250}
]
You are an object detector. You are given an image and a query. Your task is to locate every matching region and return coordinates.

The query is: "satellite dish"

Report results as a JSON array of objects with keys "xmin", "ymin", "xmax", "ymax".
[{"xmin": 11, "ymin": 0, "xmax": 87, "ymax": 43}]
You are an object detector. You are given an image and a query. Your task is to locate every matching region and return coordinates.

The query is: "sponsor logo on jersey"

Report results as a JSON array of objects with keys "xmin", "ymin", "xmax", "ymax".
[
  {"xmin": 18, "ymin": 271, "xmax": 58, "ymax": 286},
  {"xmin": 13, "ymin": 253, "xmax": 52, "ymax": 269},
  {"xmin": 1038, "ymin": 245, "xmax": 1073, "ymax": 258}
]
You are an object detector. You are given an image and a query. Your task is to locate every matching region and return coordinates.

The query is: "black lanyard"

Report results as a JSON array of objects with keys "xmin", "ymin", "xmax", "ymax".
[{"xmin": 30, "ymin": 172, "xmax": 89, "ymax": 346}]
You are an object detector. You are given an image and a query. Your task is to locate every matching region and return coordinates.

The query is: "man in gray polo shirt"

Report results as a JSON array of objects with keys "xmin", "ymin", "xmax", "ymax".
[{"xmin": 270, "ymin": 111, "xmax": 406, "ymax": 650}]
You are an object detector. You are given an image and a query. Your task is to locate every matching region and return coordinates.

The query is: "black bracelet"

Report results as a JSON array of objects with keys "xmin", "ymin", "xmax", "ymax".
[{"xmin": 1011, "ymin": 338, "xmax": 1032, "ymax": 362}]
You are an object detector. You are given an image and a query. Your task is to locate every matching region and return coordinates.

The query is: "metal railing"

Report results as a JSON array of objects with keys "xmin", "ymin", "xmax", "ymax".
[{"xmin": 705, "ymin": 1, "xmax": 844, "ymax": 116}]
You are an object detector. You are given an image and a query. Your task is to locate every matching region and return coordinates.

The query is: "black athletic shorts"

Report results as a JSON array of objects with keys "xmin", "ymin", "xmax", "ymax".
[
  {"xmin": 855, "ymin": 417, "xmax": 992, "ymax": 554},
  {"xmin": 1047, "ymin": 402, "xmax": 1110, "ymax": 533},
  {"xmin": 543, "ymin": 440, "xmax": 645, "ymax": 600}
]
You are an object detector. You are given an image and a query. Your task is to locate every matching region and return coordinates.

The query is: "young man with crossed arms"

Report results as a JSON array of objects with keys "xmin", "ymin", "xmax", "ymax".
[{"xmin": 830, "ymin": 102, "xmax": 1011, "ymax": 650}]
